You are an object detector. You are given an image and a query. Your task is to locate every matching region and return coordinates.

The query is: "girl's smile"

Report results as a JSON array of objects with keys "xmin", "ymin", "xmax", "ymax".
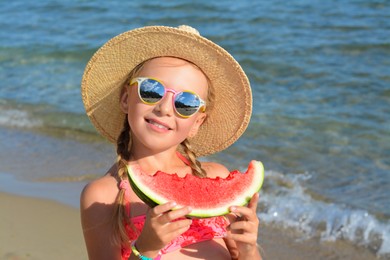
[{"xmin": 145, "ymin": 117, "xmax": 172, "ymax": 132}]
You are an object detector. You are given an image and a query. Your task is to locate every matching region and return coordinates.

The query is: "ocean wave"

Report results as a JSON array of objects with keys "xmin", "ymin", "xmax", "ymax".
[
  {"xmin": 0, "ymin": 107, "xmax": 42, "ymax": 128},
  {"xmin": 0, "ymin": 101, "xmax": 98, "ymax": 140},
  {"xmin": 259, "ymin": 170, "xmax": 390, "ymax": 256}
]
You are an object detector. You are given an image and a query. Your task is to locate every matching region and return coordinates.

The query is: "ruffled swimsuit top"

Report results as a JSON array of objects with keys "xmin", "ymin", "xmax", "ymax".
[{"xmin": 120, "ymin": 154, "xmax": 229, "ymax": 259}]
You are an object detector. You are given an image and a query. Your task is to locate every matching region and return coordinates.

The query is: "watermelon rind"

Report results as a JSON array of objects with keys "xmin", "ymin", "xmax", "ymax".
[
  {"xmin": 126, "ymin": 160, "xmax": 264, "ymax": 218},
  {"xmin": 129, "ymin": 179, "xmax": 159, "ymax": 208}
]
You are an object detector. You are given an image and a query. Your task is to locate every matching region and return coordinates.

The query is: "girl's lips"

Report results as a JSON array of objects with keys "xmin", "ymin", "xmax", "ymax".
[{"xmin": 145, "ymin": 118, "xmax": 172, "ymax": 130}]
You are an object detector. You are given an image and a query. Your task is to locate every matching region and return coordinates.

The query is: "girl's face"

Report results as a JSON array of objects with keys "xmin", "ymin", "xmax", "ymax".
[{"xmin": 120, "ymin": 57, "xmax": 208, "ymax": 154}]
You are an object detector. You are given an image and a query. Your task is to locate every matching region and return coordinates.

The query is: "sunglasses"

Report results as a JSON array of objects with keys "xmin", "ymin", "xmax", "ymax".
[{"xmin": 129, "ymin": 77, "xmax": 206, "ymax": 118}]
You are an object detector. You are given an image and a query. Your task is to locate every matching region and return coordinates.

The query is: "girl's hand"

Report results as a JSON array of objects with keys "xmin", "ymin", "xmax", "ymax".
[
  {"xmin": 225, "ymin": 193, "xmax": 261, "ymax": 259},
  {"xmin": 135, "ymin": 201, "xmax": 192, "ymax": 258}
]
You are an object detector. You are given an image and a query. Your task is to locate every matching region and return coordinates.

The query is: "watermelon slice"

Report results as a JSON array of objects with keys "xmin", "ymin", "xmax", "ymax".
[{"xmin": 126, "ymin": 160, "xmax": 264, "ymax": 218}]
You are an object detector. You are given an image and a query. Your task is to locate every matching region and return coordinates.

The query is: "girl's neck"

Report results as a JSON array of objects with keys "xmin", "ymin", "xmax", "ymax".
[{"xmin": 129, "ymin": 148, "xmax": 188, "ymax": 175}]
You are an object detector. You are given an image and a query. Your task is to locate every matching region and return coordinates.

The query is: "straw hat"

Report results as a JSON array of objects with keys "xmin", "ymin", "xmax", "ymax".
[{"xmin": 81, "ymin": 25, "xmax": 252, "ymax": 157}]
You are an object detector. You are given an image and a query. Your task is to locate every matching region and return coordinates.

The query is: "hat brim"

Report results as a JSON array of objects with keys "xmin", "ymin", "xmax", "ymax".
[{"xmin": 81, "ymin": 26, "xmax": 252, "ymax": 157}]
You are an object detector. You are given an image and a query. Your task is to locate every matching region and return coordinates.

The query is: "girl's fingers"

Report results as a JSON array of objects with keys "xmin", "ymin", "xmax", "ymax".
[
  {"xmin": 169, "ymin": 218, "xmax": 193, "ymax": 229},
  {"xmin": 158, "ymin": 206, "xmax": 192, "ymax": 224},
  {"xmin": 230, "ymin": 206, "xmax": 258, "ymax": 222},
  {"xmin": 150, "ymin": 201, "xmax": 177, "ymax": 217},
  {"xmin": 226, "ymin": 193, "xmax": 261, "ymax": 256},
  {"xmin": 228, "ymin": 220, "xmax": 254, "ymax": 231},
  {"xmin": 172, "ymin": 223, "xmax": 192, "ymax": 236},
  {"xmin": 149, "ymin": 202, "xmax": 192, "ymax": 226},
  {"xmin": 247, "ymin": 192, "xmax": 259, "ymax": 211},
  {"xmin": 226, "ymin": 232, "xmax": 257, "ymax": 243},
  {"xmin": 229, "ymin": 193, "xmax": 259, "ymax": 222},
  {"xmin": 167, "ymin": 206, "xmax": 192, "ymax": 220}
]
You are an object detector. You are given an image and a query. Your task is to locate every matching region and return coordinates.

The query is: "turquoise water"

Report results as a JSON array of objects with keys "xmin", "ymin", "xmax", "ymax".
[{"xmin": 0, "ymin": 0, "xmax": 389, "ymax": 256}]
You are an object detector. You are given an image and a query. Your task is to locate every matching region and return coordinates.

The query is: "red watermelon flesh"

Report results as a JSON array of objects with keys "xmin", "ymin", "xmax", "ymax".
[{"xmin": 127, "ymin": 160, "xmax": 264, "ymax": 218}]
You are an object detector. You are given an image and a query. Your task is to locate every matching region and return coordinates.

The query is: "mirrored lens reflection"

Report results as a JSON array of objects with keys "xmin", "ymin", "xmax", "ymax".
[
  {"xmin": 140, "ymin": 79, "xmax": 165, "ymax": 103},
  {"xmin": 175, "ymin": 92, "xmax": 200, "ymax": 116}
]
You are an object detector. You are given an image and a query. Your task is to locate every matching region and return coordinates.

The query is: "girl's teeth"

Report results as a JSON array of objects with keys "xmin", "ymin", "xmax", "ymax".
[{"xmin": 150, "ymin": 120, "xmax": 168, "ymax": 129}]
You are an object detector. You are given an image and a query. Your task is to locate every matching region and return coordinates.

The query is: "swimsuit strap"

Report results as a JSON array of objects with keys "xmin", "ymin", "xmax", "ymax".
[
  {"xmin": 176, "ymin": 151, "xmax": 190, "ymax": 166},
  {"xmin": 119, "ymin": 179, "xmax": 131, "ymax": 216}
]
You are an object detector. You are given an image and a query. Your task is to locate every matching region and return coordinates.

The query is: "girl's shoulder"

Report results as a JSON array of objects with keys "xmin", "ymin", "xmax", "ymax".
[
  {"xmin": 201, "ymin": 161, "xmax": 230, "ymax": 179},
  {"xmin": 80, "ymin": 164, "xmax": 119, "ymax": 208}
]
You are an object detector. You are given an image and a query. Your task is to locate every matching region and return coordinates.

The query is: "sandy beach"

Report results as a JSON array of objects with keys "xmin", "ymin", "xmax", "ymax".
[
  {"xmin": 0, "ymin": 191, "xmax": 381, "ymax": 260},
  {"xmin": 0, "ymin": 192, "xmax": 87, "ymax": 260}
]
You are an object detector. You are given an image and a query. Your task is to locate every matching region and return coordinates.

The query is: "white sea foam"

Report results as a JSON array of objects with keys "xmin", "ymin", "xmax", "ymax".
[
  {"xmin": 258, "ymin": 170, "xmax": 390, "ymax": 256},
  {"xmin": 0, "ymin": 108, "xmax": 42, "ymax": 128}
]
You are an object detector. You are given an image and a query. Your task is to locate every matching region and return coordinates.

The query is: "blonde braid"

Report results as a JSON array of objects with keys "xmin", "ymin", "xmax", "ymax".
[
  {"xmin": 181, "ymin": 139, "xmax": 207, "ymax": 177},
  {"xmin": 112, "ymin": 118, "xmax": 132, "ymax": 247}
]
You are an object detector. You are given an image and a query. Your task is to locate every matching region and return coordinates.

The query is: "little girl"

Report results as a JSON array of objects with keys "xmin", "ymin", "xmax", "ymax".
[{"xmin": 80, "ymin": 25, "xmax": 261, "ymax": 260}]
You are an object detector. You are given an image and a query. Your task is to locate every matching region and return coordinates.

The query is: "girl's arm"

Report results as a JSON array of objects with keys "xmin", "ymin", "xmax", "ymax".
[{"xmin": 80, "ymin": 178, "xmax": 122, "ymax": 260}]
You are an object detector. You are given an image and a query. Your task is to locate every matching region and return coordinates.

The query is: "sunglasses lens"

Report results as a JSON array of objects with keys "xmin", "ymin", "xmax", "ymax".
[
  {"xmin": 139, "ymin": 79, "xmax": 165, "ymax": 104},
  {"xmin": 174, "ymin": 92, "xmax": 201, "ymax": 117}
]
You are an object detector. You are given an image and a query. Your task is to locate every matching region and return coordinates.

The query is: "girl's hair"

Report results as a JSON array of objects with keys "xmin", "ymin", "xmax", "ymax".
[{"xmin": 112, "ymin": 58, "xmax": 215, "ymax": 248}]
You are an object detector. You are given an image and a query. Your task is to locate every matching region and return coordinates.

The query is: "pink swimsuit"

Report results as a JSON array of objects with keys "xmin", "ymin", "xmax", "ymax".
[{"xmin": 120, "ymin": 156, "xmax": 228, "ymax": 259}]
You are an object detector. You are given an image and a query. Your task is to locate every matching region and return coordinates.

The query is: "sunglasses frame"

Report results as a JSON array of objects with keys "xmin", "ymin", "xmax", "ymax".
[{"xmin": 129, "ymin": 77, "xmax": 206, "ymax": 118}]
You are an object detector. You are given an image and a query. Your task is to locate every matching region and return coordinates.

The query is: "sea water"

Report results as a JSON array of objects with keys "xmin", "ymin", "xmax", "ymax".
[{"xmin": 0, "ymin": 0, "xmax": 389, "ymax": 256}]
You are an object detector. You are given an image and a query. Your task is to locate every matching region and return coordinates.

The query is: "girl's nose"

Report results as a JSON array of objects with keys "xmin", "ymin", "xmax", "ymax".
[{"xmin": 154, "ymin": 92, "xmax": 174, "ymax": 117}]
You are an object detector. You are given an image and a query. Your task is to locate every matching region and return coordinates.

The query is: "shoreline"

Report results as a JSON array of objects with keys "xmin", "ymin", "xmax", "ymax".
[{"xmin": 1, "ymin": 190, "xmax": 381, "ymax": 260}]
